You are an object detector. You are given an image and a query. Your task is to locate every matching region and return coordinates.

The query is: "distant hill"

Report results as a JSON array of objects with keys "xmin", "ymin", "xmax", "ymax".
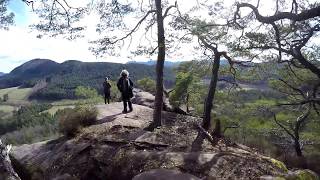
[
  {"xmin": 0, "ymin": 72, "xmax": 5, "ymax": 76},
  {"xmin": 127, "ymin": 60, "xmax": 181, "ymax": 67},
  {"xmin": 0, "ymin": 59, "xmax": 175, "ymax": 100}
]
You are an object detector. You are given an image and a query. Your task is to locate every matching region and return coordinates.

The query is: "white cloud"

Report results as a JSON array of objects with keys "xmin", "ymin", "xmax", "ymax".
[
  {"xmin": 0, "ymin": 25, "xmax": 132, "ymax": 73},
  {"xmin": 1, "ymin": 0, "xmax": 285, "ymax": 73}
]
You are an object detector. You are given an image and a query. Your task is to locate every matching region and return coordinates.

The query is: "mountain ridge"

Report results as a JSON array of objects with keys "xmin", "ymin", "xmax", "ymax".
[{"xmin": 0, "ymin": 58, "xmax": 175, "ymax": 100}]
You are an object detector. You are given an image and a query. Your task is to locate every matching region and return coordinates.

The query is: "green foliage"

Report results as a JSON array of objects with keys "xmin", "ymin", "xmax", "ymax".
[
  {"xmin": 57, "ymin": 105, "xmax": 97, "ymax": 137},
  {"xmin": 293, "ymin": 170, "xmax": 319, "ymax": 180},
  {"xmin": 170, "ymin": 72, "xmax": 193, "ymax": 107},
  {"xmin": 170, "ymin": 61, "xmax": 210, "ymax": 113},
  {"xmin": 75, "ymin": 86, "xmax": 99, "ymax": 99},
  {"xmin": 109, "ymin": 80, "xmax": 121, "ymax": 102},
  {"xmin": 269, "ymin": 65, "xmax": 318, "ymax": 104},
  {"xmin": 0, "ymin": 59, "xmax": 175, "ymax": 100},
  {"xmin": 0, "ymin": 104, "xmax": 54, "ymax": 135},
  {"xmin": 0, "ymin": 103, "xmax": 59, "ymax": 145},
  {"xmin": 137, "ymin": 77, "xmax": 156, "ymax": 93},
  {"xmin": 270, "ymin": 158, "xmax": 288, "ymax": 172},
  {"xmin": 169, "ymin": 72, "xmax": 204, "ymax": 112},
  {"xmin": 1, "ymin": 124, "xmax": 58, "ymax": 145}
]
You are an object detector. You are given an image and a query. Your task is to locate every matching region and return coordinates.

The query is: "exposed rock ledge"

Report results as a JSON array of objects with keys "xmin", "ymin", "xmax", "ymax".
[{"xmin": 10, "ymin": 103, "xmax": 319, "ymax": 180}]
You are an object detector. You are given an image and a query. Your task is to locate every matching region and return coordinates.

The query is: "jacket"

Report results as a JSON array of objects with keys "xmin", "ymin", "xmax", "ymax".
[{"xmin": 117, "ymin": 77, "xmax": 134, "ymax": 98}]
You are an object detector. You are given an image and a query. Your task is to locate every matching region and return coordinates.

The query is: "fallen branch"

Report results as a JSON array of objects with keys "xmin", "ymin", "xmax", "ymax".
[
  {"xmin": 0, "ymin": 140, "xmax": 21, "ymax": 180},
  {"xmin": 194, "ymin": 123, "xmax": 217, "ymax": 145}
]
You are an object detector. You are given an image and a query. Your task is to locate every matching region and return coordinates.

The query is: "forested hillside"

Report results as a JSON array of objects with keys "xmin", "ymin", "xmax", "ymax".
[{"xmin": 0, "ymin": 59, "xmax": 175, "ymax": 100}]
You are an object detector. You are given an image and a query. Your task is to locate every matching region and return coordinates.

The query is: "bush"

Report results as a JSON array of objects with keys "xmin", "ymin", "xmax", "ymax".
[
  {"xmin": 58, "ymin": 106, "xmax": 97, "ymax": 137},
  {"xmin": 75, "ymin": 105, "xmax": 98, "ymax": 126},
  {"xmin": 137, "ymin": 77, "xmax": 156, "ymax": 93},
  {"xmin": 2, "ymin": 124, "xmax": 59, "ymax": 145},
  {"xmin": 3, "ymin": 93, "xmax": 8, "ymax": 102}
]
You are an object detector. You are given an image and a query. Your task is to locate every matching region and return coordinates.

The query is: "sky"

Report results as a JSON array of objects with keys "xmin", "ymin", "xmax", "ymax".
[
  {"xmin": 0, "ymin": 0, "xmax": 205, "ymax": 73},
  {"xmin": 0, "ymin": 0, "xmax": 311, "ymax": 73},
  {"xmin": 0, "ymin": 1, "xmax": 156, "ymax": 73}
]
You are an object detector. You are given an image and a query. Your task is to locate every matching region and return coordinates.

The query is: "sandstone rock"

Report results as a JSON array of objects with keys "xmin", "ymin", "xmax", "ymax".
[
  {"xmin": 132, "ymin": 169, "xmax": 201, "ymax": 180},
  {"xmin": 131, "ymin": 89, "xmax": 186, "ymax": 115},
  {"xmin": 10, "ymin": 103, "xmax": 319, "ymax": 180}
]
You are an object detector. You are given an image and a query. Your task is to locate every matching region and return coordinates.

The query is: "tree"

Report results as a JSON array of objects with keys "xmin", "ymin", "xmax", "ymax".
[
  {"xmin": 269, "ymin": 65, "xmax": 318, "ymax": 156},
  {"xmin": 75, "ymin": 86, "xmax": 98, "ymax": 99},
  {"xmin": 137, "ymin": 77, "xmax": 156, "ymax": 93},
  {"xmin": 272, "ymin": 107, "xmax": 311, "ymax": 157},
  {"xmin": 233, "ymin": 0, "xmax": 320, "ymax": 110},
  {"xmin": 169, "ymin": 72, "xmax": 201, "ymax": 113},
  {"xmin": 0, "ymin": 0, "xmax": 14, "ymax": 30},
  {"xmin": 173, "ymin": 3, "xmax": 250, "ymax": 136},
  {"xmin": 25, "ymin": 0, "xmax": 178, "ymax": 130},
  {"xmin": 232, "ymin": 0, "xmax": 320, "ymax": 156},
  {"xmin": 3, "ymin": 93, "xmax": 8, "ymax": 102}
]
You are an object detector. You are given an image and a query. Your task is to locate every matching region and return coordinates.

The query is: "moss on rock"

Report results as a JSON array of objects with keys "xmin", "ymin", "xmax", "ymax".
[
  {"xmin": 270, "ymin": 158, "xmax": 288, "ymax": 173},
  {"xmin": 289, "ymin": 170, "xmax": 319, "ymax": 180}
]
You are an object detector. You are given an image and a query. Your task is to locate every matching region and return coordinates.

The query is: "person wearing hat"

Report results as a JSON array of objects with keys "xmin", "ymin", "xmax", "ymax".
[
  {"xmin": 117, "ymin": 69, "xmax": 134, "ymax": 113},
  {"xmin": 103, "ymin": 77, "xmax": 112, "ymax": 104}
]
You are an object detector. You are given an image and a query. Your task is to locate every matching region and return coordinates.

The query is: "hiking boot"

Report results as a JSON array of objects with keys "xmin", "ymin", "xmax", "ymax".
[{"xmin": 122, "ymin": 110, "xmax": 128, "ymax": 114}]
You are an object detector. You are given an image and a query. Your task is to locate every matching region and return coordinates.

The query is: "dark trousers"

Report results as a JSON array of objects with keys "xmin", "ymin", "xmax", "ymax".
[
  {"xmin": 122, "ymin": 97, "xmax": 132, "ymax": 112},
  {"xmin": 104, "ymin": 93, "xmax": 110, "ymax": 104}
]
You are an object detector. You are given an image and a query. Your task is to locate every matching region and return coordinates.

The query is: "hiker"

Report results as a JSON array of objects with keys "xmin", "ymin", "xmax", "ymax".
[
  {"xmin": 117, "ymin": 69, "xmax": 134, "ymax": 113},
  {"xmin": 103, "ymin": 77, "xmax": 111, "ymax": 104}
]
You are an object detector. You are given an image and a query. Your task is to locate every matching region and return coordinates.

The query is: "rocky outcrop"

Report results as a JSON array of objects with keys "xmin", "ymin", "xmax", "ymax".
[
  {"xmin": 132, "ymin": 89, "xmax": 187, "ymax": 115},
  {"xmin": 132, "ymin": 169, "xmax": 201, "ymax": 180},
  {"xmin": 10, "ymin": 103, "xmax": 319, "ymax": 180}
]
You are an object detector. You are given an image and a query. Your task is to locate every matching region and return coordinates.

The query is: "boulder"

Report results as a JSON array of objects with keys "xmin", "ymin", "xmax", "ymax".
[{"xmin": 132, "ymin": 89, "xmax": 187, "ymax": 115}]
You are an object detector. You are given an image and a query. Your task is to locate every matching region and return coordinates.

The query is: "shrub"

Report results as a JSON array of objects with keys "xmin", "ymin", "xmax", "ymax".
[
  {"xmin": 75, "ymin": 105, "xmax": 98, "ymax": 126},
  {"xmin": 75, "ymin": 86, "xmax": 99, "ymax": 99},
  {"xmin": 58, "ymin": 106, "xmax": 98, "ymax": 137},
  {"xmin": 137, "ymin": 77, "xmax": 156, "ymax": 93},
  {"xmin": 3, "ymin": 93, "xmax": 8, "ymax": 102},
  {"xmin": 58, "ymin": 108, "xmax": 82, "ymax": 137},
  {"xmin": 1, "ymin": 124, "xmax": 59, "ymax": 145}
]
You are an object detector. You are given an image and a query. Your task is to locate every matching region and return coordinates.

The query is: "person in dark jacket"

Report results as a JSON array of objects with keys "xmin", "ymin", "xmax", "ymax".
[
  {"xmin": 117, "ymin": 70, "xmax": 134, "ymax": 113},
  {"xmin": 103, "ymin": 77, "xmax": 112, "ymax": 104}
]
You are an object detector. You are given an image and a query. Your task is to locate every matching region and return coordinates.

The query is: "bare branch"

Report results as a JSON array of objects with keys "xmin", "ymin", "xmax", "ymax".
[
  {"xmin": 163, "ymin": 1, "xmax": 177, "ymax": 19},
  {"xmin": 273, "ymin": 113, "xmax": 295, "ymax": 139},
  {"xmin": 236, "ymin": 3, "xmax": 320, "ymax": 23}
]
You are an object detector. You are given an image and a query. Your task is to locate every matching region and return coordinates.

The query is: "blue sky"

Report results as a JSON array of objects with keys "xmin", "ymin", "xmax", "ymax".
[
  {"xmin": 0, "ymin": 1, "xmax": 160, "ymax": 73},
  {"xmin": 8, "ymin": 0, "xmax": 29, "ymax": 27},
  {"xmin": 0, "ymin": 0, "xmax": 218, "ymax": 73},
  {"xmin": 0, "ymin": 1, "xmax": 114, "ymax": 73}
]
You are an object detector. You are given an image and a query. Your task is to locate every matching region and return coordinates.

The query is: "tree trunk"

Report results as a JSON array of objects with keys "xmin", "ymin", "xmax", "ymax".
[
  {"xmin": 294, "ymin": 139, "xmax": 302, "ymax": 157},
  {"xmin": 202, "ymin": 54, "xmax": 221, "ymax": 132},
  {"xmin": 153, "ymin": 0, "xmax": 165, "ymax": 128},
  {"xmin": 186, "ymin": 93, "xmax": 189, "ymax": 113},
  {"xmin": 294, "ymin": 122, "xmax": 303, "ymax": 157}
]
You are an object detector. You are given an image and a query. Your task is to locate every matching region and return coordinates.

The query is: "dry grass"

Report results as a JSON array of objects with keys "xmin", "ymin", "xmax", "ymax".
[{"xmin": 58, "ymin": 106, "xmax": 98, "ymax": 137}]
